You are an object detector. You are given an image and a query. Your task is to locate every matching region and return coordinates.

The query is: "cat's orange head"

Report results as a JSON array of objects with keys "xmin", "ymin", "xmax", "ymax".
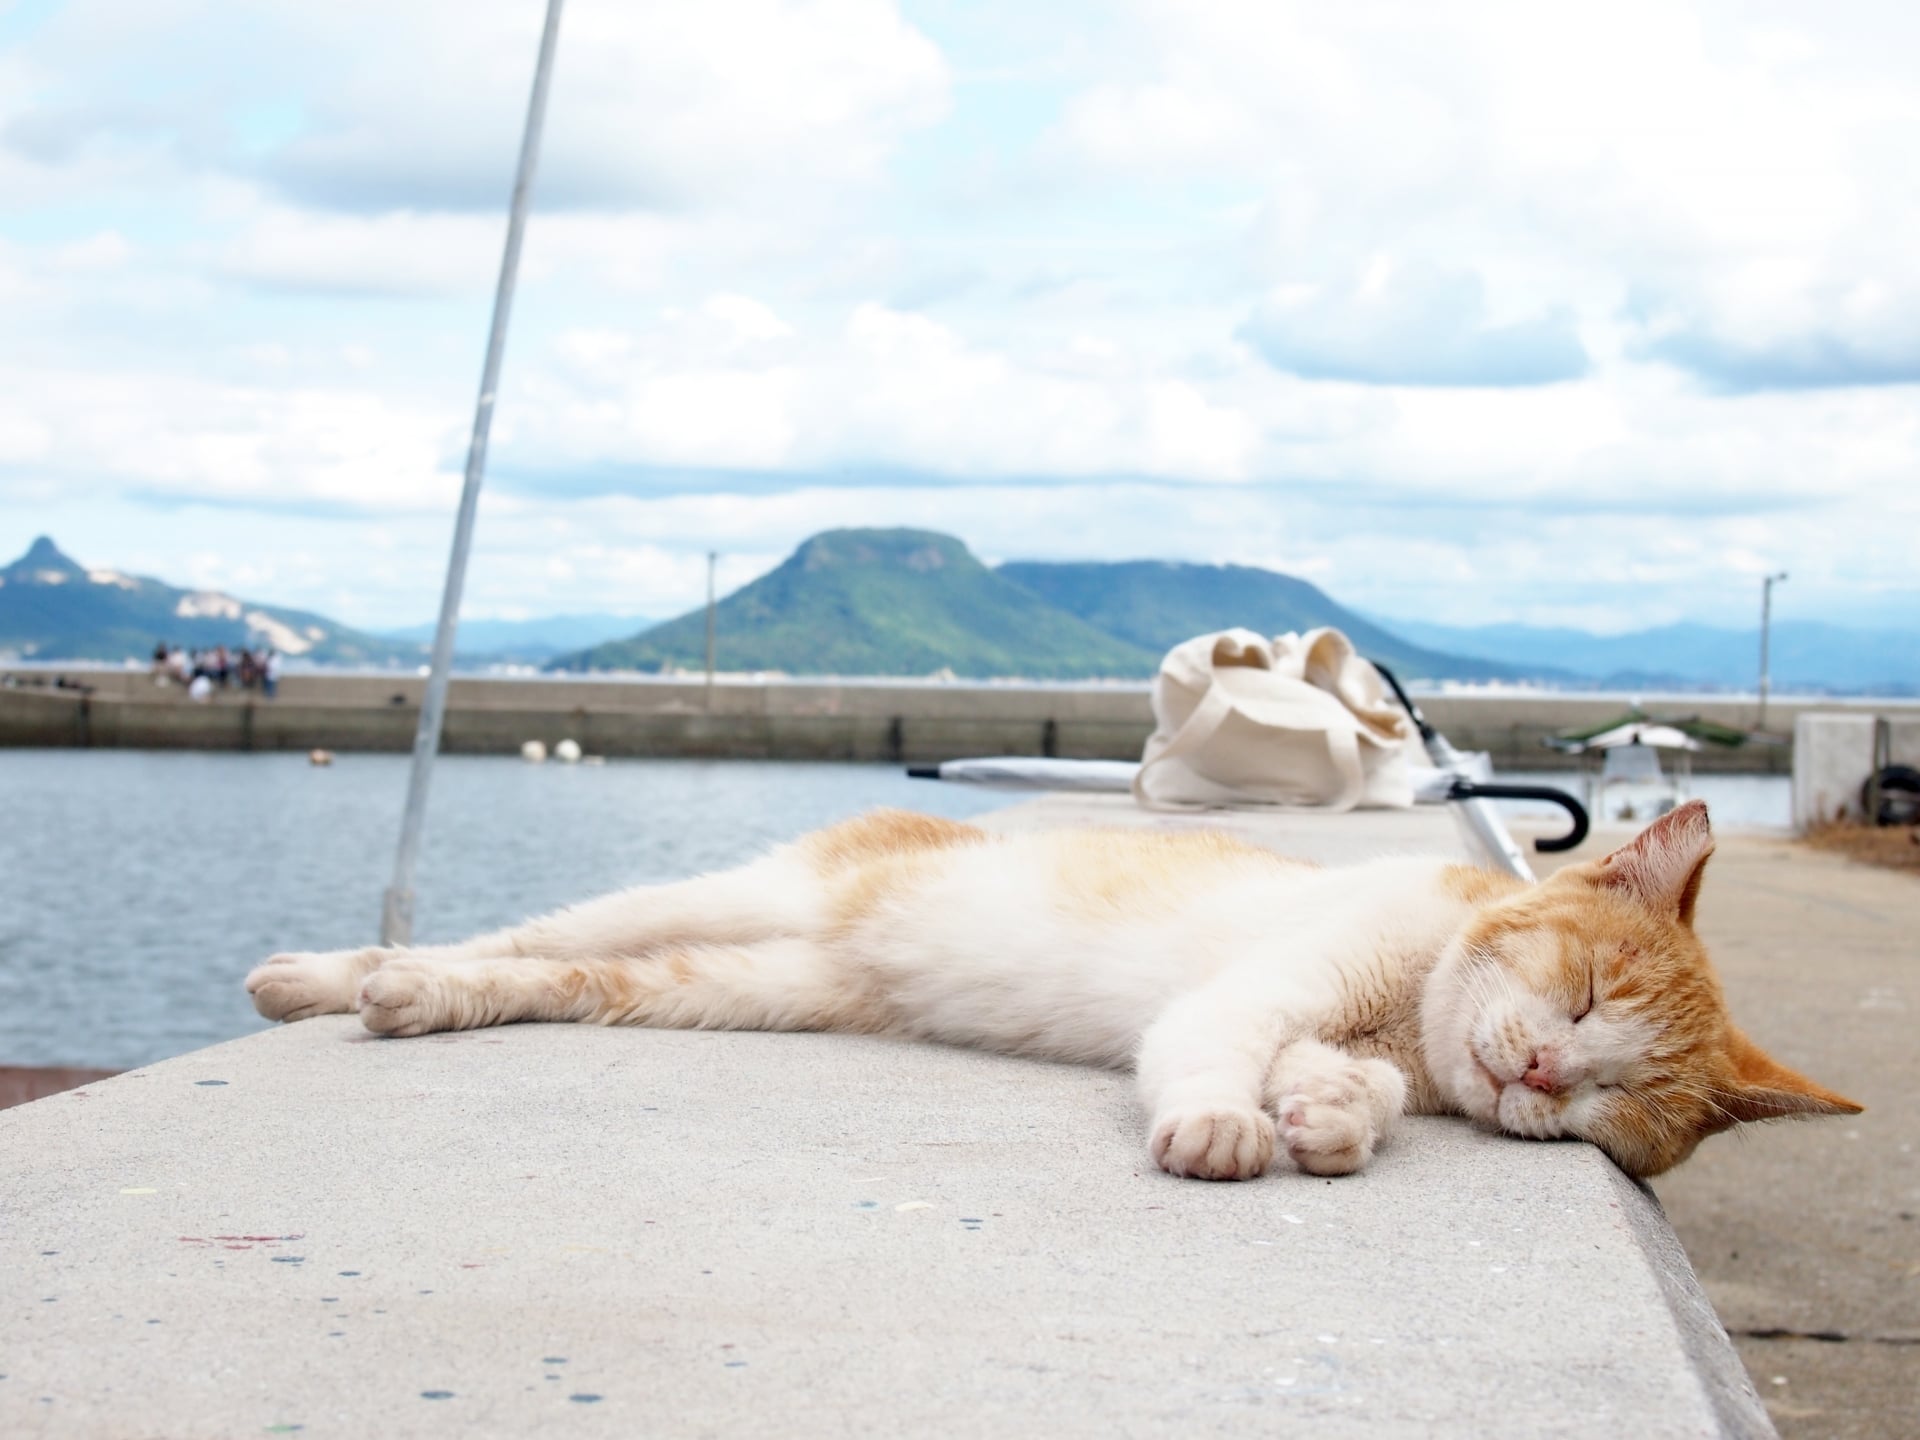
[{"xmin": 1422, "ymin": 800, "xmax": 1861, "ymax": 1176}]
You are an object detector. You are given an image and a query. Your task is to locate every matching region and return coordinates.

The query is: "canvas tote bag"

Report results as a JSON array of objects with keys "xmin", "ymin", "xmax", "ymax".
[{"xmin": 1132, "ymin": 627, "xmax": 1416, "ymax": 812}]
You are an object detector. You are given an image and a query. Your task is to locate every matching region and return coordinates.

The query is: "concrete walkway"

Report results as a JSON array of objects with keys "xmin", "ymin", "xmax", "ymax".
[
  {"xmin": 1625, "ymin": 831, "xmax": 1917, "ymax": 1440},
  {"xmin": 1, "ymin": 801, "xmax": 1773, "ymax": 1438}
]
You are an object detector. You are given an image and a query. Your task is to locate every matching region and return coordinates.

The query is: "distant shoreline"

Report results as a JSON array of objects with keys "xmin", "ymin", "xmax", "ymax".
[
  {"xmin": 7, "ymin": 664, "xmax": 1906, "ymax": 771},
  {"xmin": 5, "ymin": 657, "xmax": 1914, "ymax": 705}
]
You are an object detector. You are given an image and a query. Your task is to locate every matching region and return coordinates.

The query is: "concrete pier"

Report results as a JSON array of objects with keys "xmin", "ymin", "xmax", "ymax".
[
  {"xmin": 0, "ymin": 798, "xmax": 1777, "ymax": 1438},
  {"xmin": 6, "ymin": 666, "xmax": 1900, "ymax": 771}
]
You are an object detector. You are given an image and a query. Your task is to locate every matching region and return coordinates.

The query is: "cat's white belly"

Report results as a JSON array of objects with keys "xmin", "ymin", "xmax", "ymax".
[{"xmin": 836, "ymin": 845, "xmax": 1334, "ymax": 1067}]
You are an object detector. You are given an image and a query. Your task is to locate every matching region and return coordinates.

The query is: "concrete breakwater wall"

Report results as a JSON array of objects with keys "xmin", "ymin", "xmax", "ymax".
[{"xmin": 8, "ymin": 667, "xmax": 1905, "ymax": 770}]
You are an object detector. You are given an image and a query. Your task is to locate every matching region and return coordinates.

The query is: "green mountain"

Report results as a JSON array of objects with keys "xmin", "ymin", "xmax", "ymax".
[
  {"xmin": 0, "ymin": 536, "xmax": 425, "ymax": 666},
  {"xmin": 552, "ymin": 529, "xmax": 1159, "ymax": 679},
  {"xmin": 998, "ymin": 559, "xmax": 1540, "ymax": 683}
]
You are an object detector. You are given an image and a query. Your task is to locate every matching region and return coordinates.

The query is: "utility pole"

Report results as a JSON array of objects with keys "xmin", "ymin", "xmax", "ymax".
[
  {"xmin": 704, "ymin": 551, "xmax": 718, "ymax": 711},
  {"xmin": 380, "ymin": 0, "xmax": 565, "ymax": 946},
  {"xmin": 1758, "ymin": 570, "xmax": 1788, "ymax": 733}
]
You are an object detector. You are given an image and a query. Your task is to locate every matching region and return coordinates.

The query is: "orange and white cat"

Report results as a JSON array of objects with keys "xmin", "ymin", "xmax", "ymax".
[{"xmin": 246, "ymin": 799, "xmax": 1858, "ymax": 1179}]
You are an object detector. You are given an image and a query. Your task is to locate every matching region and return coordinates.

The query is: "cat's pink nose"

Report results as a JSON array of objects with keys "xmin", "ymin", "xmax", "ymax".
[{"xmin": 1523, "ymin": 1051, "xmax": 1561, "ymax": 1094}]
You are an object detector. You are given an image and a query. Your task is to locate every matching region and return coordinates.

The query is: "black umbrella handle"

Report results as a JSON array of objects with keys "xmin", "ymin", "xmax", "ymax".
[
  {"xmin": 1367, "ymin": 660, "xmax": 1437, "ymax": 745},
  {"xmin": 1369, "ymin": 658, "xmax": 1589, "ymax": 854},
  {"xmin": 1449, "ymin": 781, "xmax": 1591, "ymax": 853}
]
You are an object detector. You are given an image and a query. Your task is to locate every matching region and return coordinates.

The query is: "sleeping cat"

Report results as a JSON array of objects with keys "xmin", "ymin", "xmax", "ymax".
[{"xmin": 245, "ymin": 798, "xmax": 1859, "ymax": 1179}]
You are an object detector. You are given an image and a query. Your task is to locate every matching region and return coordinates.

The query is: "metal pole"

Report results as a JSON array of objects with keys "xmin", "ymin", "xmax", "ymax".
[
  {"xmin": 1758, "ymin": 570, "xmax": 1787, "ymax": 734},
  {"xmin": 704, "ymin": 551, "xmax": 717, "ymax": 710},
  {"xmin": 380, "ymin": 0, "xmax": 566, "ymax": 946}
]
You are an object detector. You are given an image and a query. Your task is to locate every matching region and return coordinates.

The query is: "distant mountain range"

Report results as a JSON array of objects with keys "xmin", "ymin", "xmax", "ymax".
[
  {"xmin": 1379, "ymin": 618, "xmax": 1920, "ymax": 695},
  {"xmin": 998, "ymin": 560, "xmax": 1539, "ymax": 684},
  {"xmin": 551, "ymin": 529, "xmax": 1528, "ymax": 682},
  {"xmin": 377, "ymin": 613, "xmax": 651, "ymax": 665},
  {"xmin": 8, "ymin": 530, "xmax": 1914, "ymax": 693},
  {"xmin": 555, "ymin": 529, "xmax": 1156, "ymax": 679},
  {"xmin": 0, "ymin": 537, "xmax": 423, "ymax": 667}
]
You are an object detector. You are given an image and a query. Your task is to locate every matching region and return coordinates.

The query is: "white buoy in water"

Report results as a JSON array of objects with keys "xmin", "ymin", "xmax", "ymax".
[
  {"xmin": 554, "ymin": 738, "xmax": 582, "ymax": 763},
  {"xmin": 520, "ymin": 739, "xmax": 548, "ymax": 763}
]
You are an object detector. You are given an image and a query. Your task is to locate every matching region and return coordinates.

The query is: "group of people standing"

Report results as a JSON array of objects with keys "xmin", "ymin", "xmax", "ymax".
[{"xmin": 150, "ymin": 641, "xmax": 282, "ymax": 700}]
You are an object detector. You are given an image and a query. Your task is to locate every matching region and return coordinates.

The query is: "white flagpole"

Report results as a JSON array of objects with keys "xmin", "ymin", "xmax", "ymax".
[{"xmin": 381, "ymin": 0, "xmax": 566, "ymax": 945}]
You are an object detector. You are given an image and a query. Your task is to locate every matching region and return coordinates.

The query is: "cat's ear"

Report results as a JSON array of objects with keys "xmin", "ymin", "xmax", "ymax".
[
  {"xmin": 1590, "ymin": 799, "xmax": 1715, "ymax": 926},
  {"xmin": 1712, "ymin": 1028, "xmax": 1864, "ymax": 1126}
]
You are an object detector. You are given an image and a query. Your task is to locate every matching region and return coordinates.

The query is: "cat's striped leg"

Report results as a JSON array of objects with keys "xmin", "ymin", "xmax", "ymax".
[
  {"xmin": 1265, "ymin": 1039, "xmax": 1407, "ymax": 1177},
  {"xmin": 356, "ymin": 938, "xmax": 868, "ymax": 1039}
]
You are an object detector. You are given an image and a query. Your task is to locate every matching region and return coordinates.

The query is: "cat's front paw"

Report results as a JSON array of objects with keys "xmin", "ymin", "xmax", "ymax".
[
  {"xmin": 1267, "ymin": 1046, "xmax": 1406, "ymax": 1177},
  {"xmin": 1150, "ymin": 1106, "xmax": 1275, "ymax": 1181},
  {"xmin": 358, "ymin": 963, "xmax": 440, "ymax": 1038},
  {"xmin": 246, "ymin": 951, "xmax": 363, "ymax": 1022},
  {"xmin": 1276, "ymin": 1068, "xmax": 1384, "ymax": 1176}
]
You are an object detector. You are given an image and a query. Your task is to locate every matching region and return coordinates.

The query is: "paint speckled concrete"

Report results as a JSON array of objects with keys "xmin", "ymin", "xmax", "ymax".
[{"xmin": 0, "ymin": 799, "xmax": 1774, "ymax": 1437}]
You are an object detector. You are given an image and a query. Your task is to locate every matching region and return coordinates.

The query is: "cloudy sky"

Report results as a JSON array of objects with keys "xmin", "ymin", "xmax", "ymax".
[{"xmin": 3, "ymin": 0, "xmax": 1917, "ymax": 635}]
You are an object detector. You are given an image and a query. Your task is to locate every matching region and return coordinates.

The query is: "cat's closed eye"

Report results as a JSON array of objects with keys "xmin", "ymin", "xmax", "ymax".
[{"xmin": 1571, "ymin": 971, "xmax": 1595, "ymax": 1023}]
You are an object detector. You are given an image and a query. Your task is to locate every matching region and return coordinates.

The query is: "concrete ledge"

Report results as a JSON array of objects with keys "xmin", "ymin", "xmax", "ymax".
[
  {"xmin": 3, "ymin": 1020, "xmax": 1769, "ymax": 1439},
  {"xmin": 0, "ymin": 798, "xmax": 1773, "ymax": 1436}
]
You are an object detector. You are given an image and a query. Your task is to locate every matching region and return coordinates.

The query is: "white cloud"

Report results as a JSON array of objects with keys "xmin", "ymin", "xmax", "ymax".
[
  {"xmin": 1055, "ymin": 81, "xmax": 1246, "ymax": 174},
  {"xmin": 703, "ymin": 294, "xmax": 795, "ymax": 344},
  {"xmin": 512, "ymin": 300, "xmax": 1269, "ymax": 484},
  {"xmin": 4, "ymin": 0, "xmax": 1919, "ymax": 638},
  {"xmin": 1051, "ymin": 1, "xmax": 1920, "ymax": 391},
  {"xmin": 0, "ymin": 407, "xmax": 53, "ymax": 465},
  {"xmin": 5, "ymin": 0, "xmax": 949, "ymax": 216},
  {"xmin": 214, "ymin": 207, "xmax": 501, "ymax": 297},
  {"xmin": 0, "ymin": 364, "xmax": 465, "ymax": 512},
  {"xmin": 51, "ymin": 230, "xmax": 133, "ymax": 270},
  {"xmin": 487, "ymin": 294, "xmax": 1920, "ymax": 523},
  {"xmin": 0, "ymin": 242, "xmax": 34, "ymax": 304},
  {"xmin": 1242, "ymin": 261, "xmax": 1588, "ymax": 387}
]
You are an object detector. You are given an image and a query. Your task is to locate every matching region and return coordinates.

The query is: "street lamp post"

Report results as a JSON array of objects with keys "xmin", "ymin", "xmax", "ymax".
[
  {"xmin": 1758, "ymin": 570, "xmax": 1788, "ymax": 733},
  {"xmin": 704, "ymin": 551, "xmax": 718, "ymax": 711}
]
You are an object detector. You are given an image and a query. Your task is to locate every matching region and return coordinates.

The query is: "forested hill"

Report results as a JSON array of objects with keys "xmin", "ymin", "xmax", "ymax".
[
  {"xmin": 549, "ymin": 529, "xmax": 1511, "ymax": 681},
  {"xmin": 551, "ymin": 529, "xmax": 1159, "ymax": 679},
  {"xmin": 998, "ymin": 560, "xmax": 1540, "ymax": 683}
]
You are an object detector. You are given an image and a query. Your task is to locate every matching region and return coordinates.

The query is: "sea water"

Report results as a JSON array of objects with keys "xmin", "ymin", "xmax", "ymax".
[
  {"xmin": 0, "ymin": 751, "xmax": 1014, "ymax": 1069},
  {"xmin": 0, "ymin": 750, "xmax": 1790, "ymax": 1069}
]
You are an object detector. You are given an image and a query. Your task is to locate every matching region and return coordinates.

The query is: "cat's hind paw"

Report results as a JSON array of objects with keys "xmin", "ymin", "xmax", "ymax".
[
  {"xmin": 357, "ymin": 963, "xmax": 441, "ymax": 1038},
  {"xmin": 1150, "ymin": 1105, "xmax": 1275, "ymax": 1181},
  {"xmin": 246, "ymin": 952, "xmax": 362, "ymax": 1023}
]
